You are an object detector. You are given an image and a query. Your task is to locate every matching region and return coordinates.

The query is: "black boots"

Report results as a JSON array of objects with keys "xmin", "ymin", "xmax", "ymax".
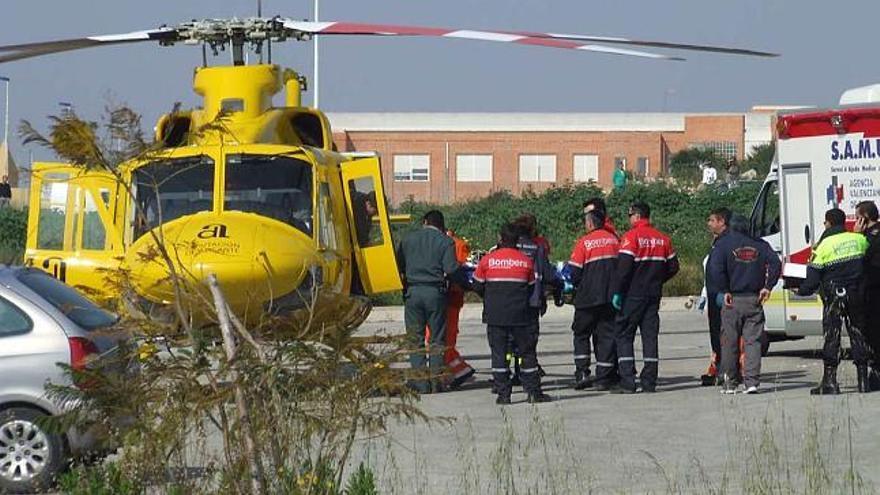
[
  {"xmin": 870, "ymin": 367, "xmax": 880, "ymax": 390},
  {"xmin": 857, "ymin": 365, "xmax": 872, "ymax": 393},
  {"xmin": 572, "ymin": 369, "xmax": 592, "ymax": 390},
  {"xmin": 811, "ymin": 365, "xmax": 840, "ymax": 395},
  {"xmin": 527, "ymin": 391, "xmax": 553, "ymax": 403}
]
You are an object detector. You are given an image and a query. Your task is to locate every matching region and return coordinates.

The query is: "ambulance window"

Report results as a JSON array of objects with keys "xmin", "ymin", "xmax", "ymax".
[
  {"xmin": 225, "ymin": 154, "xmax": 314, "ymax": 236},
  {"xmin": 82, "ymin": 192, "xmax": 106, "ymax": 250},
  {"xmin": 752, "ymin": 180, "xmax": 780, "ymax": 238},
  {"xmin": 133, "ymin": 156, "xmax": 215, "ymax": 240},
  {"xmin": 349, "ymin": 177, "xmax": 384, "ymax": 248},
  {"xmin": 37, "ymin": 176, "xmax": 69, "ymax": 250}
]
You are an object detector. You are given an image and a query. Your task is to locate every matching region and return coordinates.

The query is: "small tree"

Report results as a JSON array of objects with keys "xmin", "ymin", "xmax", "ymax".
[{"xmin": 741, "ymin": 142, "xmax": 775, "ymax": 178}]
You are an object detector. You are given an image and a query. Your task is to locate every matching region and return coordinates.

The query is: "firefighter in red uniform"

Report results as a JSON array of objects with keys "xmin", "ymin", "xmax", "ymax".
[
  {"xmin": 568, "ymin": 209, "xmax": 620, "ymax": 390},
  {"xmin": 444, "ymin": 230, "xmax": 476, "ymax": 387},
  {"xmin": 583, "ymin": 197, "xmax": 618, "ymax": 237},
  {"xmin": 612, "ymin": 201, "xmax": 679, "ymax": 393},
  {"xmin": 473, "ymin": 223, "xmax": 552, "ymax": 405}
]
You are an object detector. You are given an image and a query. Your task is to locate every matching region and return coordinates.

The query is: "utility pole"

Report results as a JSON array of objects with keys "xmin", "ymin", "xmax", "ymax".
[
  {"xmin": 0, "ymin": 76, "xmax": 9, "ymax": 147},
  {"xmin": 313, "ymin": 0, "xmax": 320, "ymax": 107}
]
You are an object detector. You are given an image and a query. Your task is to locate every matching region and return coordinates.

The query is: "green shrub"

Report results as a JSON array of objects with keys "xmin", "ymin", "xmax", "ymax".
[
  {"xmin": 0, "ymin": 207, "xmax": 26, "ymax": 265},
  {"xmin": 56, "ymin": 462, "xmax": 143, "ymax": 495},
  {"xmin": 345, "ymin": 463, "xmax": 379, "ymax": 495}
]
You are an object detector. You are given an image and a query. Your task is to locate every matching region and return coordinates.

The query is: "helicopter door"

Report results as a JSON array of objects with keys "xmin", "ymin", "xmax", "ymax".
[
  {"xmin": 340, "ymin": 155, "xmax": 403, "ymax": 294},
  {"xmin": 26, "ymin": 164, "xmax": 122, "ymax": 297}
]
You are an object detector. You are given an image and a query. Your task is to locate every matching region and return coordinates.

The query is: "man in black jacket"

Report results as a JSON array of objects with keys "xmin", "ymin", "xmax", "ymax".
[
  {"xmin": 568, "ymin": 209, "xmax": 620, "ymax": 390},
  {"xmin": 473, "ymin": 223, "xmax": 552, "ymax": 405},
  {"xmin": 856, "ymin": 200, "xmax": 880, "ymax": 390},
  {"xmin": 707, "ymin": 215, "xmax": 781, "ymax": 394},
  {"xmin": 700, "ymin": 207, "xmax": 731, "ymax": 386},
  {"xmin": 0, "ymin": 175, "xmax": 10, "ymax": 207}
]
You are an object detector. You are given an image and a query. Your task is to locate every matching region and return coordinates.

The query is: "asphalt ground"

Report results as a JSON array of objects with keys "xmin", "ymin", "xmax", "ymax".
[{"xmin": 352, "ymin": 301, "xmax": 880, "ymax": 493}]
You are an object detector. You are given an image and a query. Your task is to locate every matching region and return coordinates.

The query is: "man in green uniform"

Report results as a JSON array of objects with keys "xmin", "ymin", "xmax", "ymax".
[
  {"xmin": 396, "ymin": 210, "xmax": 461, "ymax": 393},
  {"xmin": 613, "ymin": 163, "xmax": 627, "ymax": 192},
  {"xmin": 797, "ymin": 208, "xmax": 870, "ymax": 394}
]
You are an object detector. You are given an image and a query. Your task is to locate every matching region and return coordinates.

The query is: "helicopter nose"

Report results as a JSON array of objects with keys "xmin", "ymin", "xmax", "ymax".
[{"xmin": 126, "ymin": 212, "xmax": 318, "ymax": 318}]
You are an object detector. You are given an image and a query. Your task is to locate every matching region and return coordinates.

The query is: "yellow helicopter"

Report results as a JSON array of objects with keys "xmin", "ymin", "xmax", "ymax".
[{"xmin": 0, "ymin": 16, "xmax": 776, "ymax": 329}]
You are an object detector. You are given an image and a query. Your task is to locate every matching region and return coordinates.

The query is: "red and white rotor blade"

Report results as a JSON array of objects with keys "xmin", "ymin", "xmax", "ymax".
[
  {"xmin": 282, "ymin": 20, "xmax": 684, "ymax": 60},
  {"xmin": 0, "ymin": 28, "xmax": 178, "ymax": 63},
  {"xmin": 282, "ymin": 20, "xmax": 777, "ymax": 59},
  {"xmin": 525, "ymin": 32, "xmax": 778, "ymax": 57}
]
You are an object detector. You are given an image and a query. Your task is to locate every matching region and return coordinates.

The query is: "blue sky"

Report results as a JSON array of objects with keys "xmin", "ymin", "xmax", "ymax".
[{"xmin": 0, "ymin": 1, "xmax": 876, "ymax": 163}]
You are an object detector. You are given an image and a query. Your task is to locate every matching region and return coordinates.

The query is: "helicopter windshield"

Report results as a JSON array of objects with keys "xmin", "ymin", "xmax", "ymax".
[
  {"xmin": 224, "ymin": 154, "xmax": 314, "ymax": 236},
  {"xmin": 133, "ymin": 155, "xmax": 215, "ymax": 240}
]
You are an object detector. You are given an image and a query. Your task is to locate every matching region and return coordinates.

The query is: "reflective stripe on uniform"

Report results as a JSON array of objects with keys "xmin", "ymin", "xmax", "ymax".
[
  {"xmin": 643, "ymin": 357, "xmax": 659, "ymax": 363},
  {"xmin": 520, "ymin": 367, "xmax": 539, "ymax": 374},
  {"xmin": 618, "ymin": 357, "xmax": 635, "ymax": 362},
  {"xmin": 491, "ymin": 368, "xmax": 510, "ymax": 373},
  {"xmin": 573, "ymin": 354, "xmax": 590, "ymax": 360},
  {"xmin": 596, "ymin": 362, "xmax": 614, "ymax": 367},
  {"xmin": 582, "ymin": 254, "xmax": 618, "ymax": 265}
]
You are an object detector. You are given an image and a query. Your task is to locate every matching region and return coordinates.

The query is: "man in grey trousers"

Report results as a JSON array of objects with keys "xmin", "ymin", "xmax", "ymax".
[{"xmin": 707, "ymin": 215, "xmax": 781, "ymax": 394}]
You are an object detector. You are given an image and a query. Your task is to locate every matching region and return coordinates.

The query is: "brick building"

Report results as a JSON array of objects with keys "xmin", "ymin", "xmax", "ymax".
[{"xmin": 330, "ymin": 112, "xmax": 774, "ymax": 205}]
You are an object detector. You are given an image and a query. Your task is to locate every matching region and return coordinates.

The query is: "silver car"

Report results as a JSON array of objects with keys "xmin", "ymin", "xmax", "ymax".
[{"xmin": 0, "ymin": 266, "xmax": 120, "ymax": 493}]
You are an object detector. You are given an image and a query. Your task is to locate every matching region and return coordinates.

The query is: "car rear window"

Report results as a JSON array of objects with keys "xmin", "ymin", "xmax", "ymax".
[
  {"xmin": 16, "ymin": 270, "xmax": 117, "ymax": 331},
  {"xmin": 0, "ymin": 296, "xmax": 31, "ymax": 336}
]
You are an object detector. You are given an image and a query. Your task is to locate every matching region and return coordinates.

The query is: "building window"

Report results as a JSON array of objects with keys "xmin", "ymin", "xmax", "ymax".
[
  {"xmin": 519, "ymin": 154, "xmax": 557, "ymax": 182},
  {"xmin": 393, "ymin": 154, "xmax": 430, "ymax": 182},
  {"xmin": 637, "ymin": 157, "xmax": 649, "ymax": 177},
  {"xmin": 614, "ymin": 156, "xmax": 627, "ymax": 170},
  {"xmin": 456, "ymin": 154, "xmax": 493, "ymax": 182},
  {"xmin": 690, "ymin": 141, "xmax": 737, "ymax": 160},
  {"xmin": 573, "ymin": 154, "xmax": 599, "ymax": 183}
]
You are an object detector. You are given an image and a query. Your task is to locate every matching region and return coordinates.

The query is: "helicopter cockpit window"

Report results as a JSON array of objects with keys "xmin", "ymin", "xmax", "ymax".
[
  {"xmin": 224, "ymin": 154, "xmax": 314, "ymax": 236},
  {"xmin": 133, "ymin": 156, "xmax": 215, "ymax": 240},
  {"xmin": 290, "ymin": 114, "xmax": 325, "ymax": 148}
]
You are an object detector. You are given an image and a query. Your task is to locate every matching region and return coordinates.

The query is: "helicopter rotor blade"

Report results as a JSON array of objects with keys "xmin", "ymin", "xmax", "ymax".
[
  {"xmin": 0, "ymin": 28, "xmax": 179, "ymax": 63},
  {"xmin": 517, "ymin": 32, "xmax": 778, "ymax": 58},
  {"xmin": 281, "ymin": 21, "xmax": 684, "ymax": 60},
  {"xmin": 281, "ymin": 20, "xmax": 776, "ymax": 59}
]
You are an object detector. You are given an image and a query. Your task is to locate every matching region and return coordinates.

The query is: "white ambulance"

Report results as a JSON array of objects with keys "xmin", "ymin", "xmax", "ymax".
[{"xmin": 750, "ymin": 85, "xmax": 880, "ymax": 344}]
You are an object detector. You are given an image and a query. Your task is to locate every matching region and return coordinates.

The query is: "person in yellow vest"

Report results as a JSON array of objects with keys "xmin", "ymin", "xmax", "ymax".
[{"xmin": 796, "ymin": 208, "xmax": 870, "ymax": 394}]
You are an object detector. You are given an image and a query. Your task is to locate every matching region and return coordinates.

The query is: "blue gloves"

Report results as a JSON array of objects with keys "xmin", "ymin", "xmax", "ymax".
[
  {"xmin": 715, "ymin": 293, "xmax": 725, "ymax": 309},
  {"xmin": 612, "ymin": 293, "xmax": 623, "ymax": 311}
]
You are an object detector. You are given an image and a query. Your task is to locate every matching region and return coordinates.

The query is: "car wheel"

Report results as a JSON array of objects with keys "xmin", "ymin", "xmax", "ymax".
[{"xmin": 0, "ymin": 407, "xmax": 67, "ymax": 494}]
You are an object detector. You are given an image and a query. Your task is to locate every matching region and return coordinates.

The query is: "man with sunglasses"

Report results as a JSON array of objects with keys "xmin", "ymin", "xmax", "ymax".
[{"xmin": 612, "ymin": 201, "xmax": 679, "ymax": 393}]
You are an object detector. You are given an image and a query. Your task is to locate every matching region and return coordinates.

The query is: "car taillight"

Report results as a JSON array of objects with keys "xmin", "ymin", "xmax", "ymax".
[{"xmin": 68, "ymin": 337, "xmax": 99, "ymax": 371}]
